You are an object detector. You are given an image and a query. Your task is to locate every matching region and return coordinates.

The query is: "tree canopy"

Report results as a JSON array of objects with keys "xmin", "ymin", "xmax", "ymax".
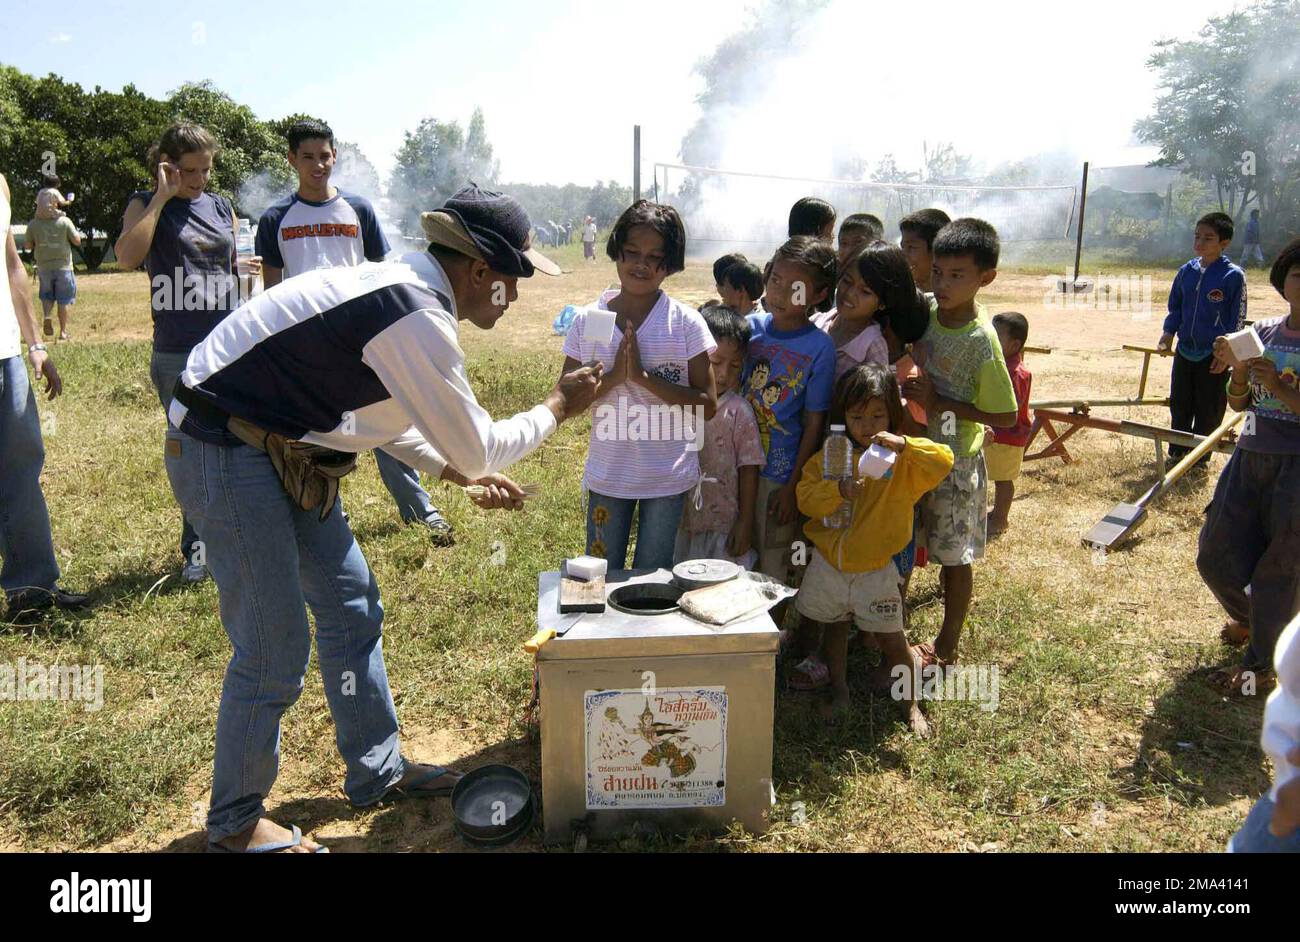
[{"xmin": 1135, "ymin": 0, "xmax": 1300, "ymax": 242}]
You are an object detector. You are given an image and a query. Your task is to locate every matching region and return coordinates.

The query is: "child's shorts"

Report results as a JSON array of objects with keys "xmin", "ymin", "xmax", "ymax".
[
  {"xmin": 752, "ymin": 475, "xmax": 799, "ymax": 582},
  {"xmin": 673, "ymin": 528, "xmax": 758, "ymax": 570},
  {"xmin": 795, "ymin": 549, "xmax": 904, "ymax": 634},
  {"xmin": 984, "ymin": 442, "xmax": 1024, "ymax": 482},
  {"xmin": 922, "ymin": 452, "xmax": 987, "ymax": 567},
  {"xmin": 38, "ymin": 268, "xmax": 76, "ymax": 305}
]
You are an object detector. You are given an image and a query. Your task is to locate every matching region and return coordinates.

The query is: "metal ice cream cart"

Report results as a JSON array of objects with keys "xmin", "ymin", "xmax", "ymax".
[{"xmin": 534, "ymin": 567, "xmax": 778, "ymax": 847}]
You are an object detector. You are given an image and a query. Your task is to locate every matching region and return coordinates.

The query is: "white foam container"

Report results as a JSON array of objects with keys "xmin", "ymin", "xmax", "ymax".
[
  {"xmin": 857, "ymin": 443, "xmax": 897, "ymax": 480},
  {"xmin": 1225, "ymin": 326, "xmax": 1265, "ymax": 362},
  {"xmin": 565, "ymin": 554, "xmax": 608, "ymax": 581},
  {"xmin": 585, "ymin": 308, "xmax": 617, "ymax": 345}
]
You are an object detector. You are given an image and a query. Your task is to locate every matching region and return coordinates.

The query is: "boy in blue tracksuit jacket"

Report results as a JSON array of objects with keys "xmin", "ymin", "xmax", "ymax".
[{"xmin": 1158, "ymin": 212, "xmax": 1247, "ymax": 464}]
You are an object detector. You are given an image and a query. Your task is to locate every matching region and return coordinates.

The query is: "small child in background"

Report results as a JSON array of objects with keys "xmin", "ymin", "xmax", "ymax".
[
  {"xmin": 35, "ymin": 174, "xmax": 74, "ymax": 220},
  {"xmin": 719, "ymin": 259, "xmax": 763, "ymax": 316},
  {"xmin": 714, "ymin": 252, "xmax": 748, "ymax": 294},
  {"xmin": 561, "ymin": 200, "xmax": 718, "ymax": 571},
  {"xmin": 836, "ymin": 213, "xmax": 884, "ymax": 268},
  {"xmin": 1158, "ymin": 211, "xmax": 1247, "ymax": 466},
  {"xmin": 795, "ymin": 363, "xmax": 954, "ymax": 728},
  {"xmin": 788, "ymin": 196, "xmax": 836, "ymax": 240},
  {"xmin": 986, "ymin": 312, "xmax": 1033, "ymax": 538},
  {"xmin": 814, "ymin": 240, "xmax": 917, "ymax": 380},
  {"xmin": 898, "ymin": 207, "xmax": 951, "ymax": 293},
  {"xmin": 675, "ymin": 305, "xmax": 765, "ymax": 568},
  {"xmin": 904, "ymin": 218, "xmax": 1017, "ymax": 669}
]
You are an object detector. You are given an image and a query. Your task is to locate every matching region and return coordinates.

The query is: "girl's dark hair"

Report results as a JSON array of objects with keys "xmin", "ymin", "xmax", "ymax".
[
  {"xmin": 606, "ymin": 200, "xmax": 686, "ymax": 275},
  {"xmin": 147, "ymin": 122, "xmax": 219, "ymax": 179},
  {"xmin": 788, "ymin": 196, "xmax": 836, "ymax": 238},
  {"xmin": 40, "ymin": 173, "xmax": 61, "ymax": 189},
  {"xmin": 844, "ymin": 240, "xmax": 923, "ymax": 329},
  {"xmin": 770, "ymin": 236, "xmax": 837, "ymax": 313},
  {"xmin": 701, "ymin": 304, "xmax": 751, "ymax": 347},
  {"xmin": 723, "ymin": 259, "xmax": 764, "ymax": 299},
  {"xmin": 829, "ymin": 362, "xmax": 905, "ymax": 440},
  {"xmin": 1269, "ymin": 235, "xmax": 1300, "ymax": 297}
]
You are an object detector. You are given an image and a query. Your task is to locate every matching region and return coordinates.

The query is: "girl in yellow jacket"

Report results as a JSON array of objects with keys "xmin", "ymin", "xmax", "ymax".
[{"xmin": 795, "ymin": 363, "xmax": 954, "ymax": 734}]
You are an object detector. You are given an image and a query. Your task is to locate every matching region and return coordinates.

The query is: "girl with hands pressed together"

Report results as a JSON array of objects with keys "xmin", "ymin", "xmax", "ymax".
[{"xmin": 560, "ymin": 201, "xmax": 717, "ymax": 571}]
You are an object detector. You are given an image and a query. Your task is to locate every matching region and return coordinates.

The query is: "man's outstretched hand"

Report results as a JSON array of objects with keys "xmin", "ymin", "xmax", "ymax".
[
  {"xmin": 546, "ymin": 362, "xmax": 603, "ymax": 422},
  {"xmin": 468, "ymin": 473, "xmax": 528, "ymax": 511}
]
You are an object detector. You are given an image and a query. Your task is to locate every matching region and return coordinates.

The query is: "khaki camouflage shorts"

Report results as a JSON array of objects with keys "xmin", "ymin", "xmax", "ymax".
[{"xmin": 922, "ymin": 452, "xmax": 987, "ymax": 566}]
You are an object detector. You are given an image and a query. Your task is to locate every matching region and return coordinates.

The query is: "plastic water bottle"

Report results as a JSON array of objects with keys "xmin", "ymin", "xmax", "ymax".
[
  {"xmin": 235, "ymin": 218, "xmax": 257, "ymax": 300},
  {"xmin": 822, "ymin": 424, "xmax": 854, "ymax": 528}
]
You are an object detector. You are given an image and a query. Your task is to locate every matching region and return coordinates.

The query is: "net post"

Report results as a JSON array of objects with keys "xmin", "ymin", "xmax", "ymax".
[
  {"xmin": 1072, "ymin": 161, "xmax": 1089, "ymax": 283},
  {"xmin": 633, "ymin": 126, "xmax": 641, "ymax": 201}
]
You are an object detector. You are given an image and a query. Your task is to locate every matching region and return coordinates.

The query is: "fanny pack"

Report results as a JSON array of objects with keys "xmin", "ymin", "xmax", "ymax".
[
  {"xmin": 225, "ymin": 417, "xmax": 357, "ymax": 521},
  {"xmin": 173, "ymin": 381, "xmax": 357, "ymax": 521}
]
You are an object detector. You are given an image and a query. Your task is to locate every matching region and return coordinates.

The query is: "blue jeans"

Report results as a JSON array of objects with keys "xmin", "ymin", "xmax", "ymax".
[
  {"xmin": 149, "ymin": 349, "xmax": 202, "ymax": 563},
  {"xmin": 374, "ymin": 449, "xmax": 439, "ymax": 524},
  {"xmin": 586, "ymin": 490, "xmax": 688, "ymax": 571},
  {"xmin": 163, "ymin": 431, "xmax": 405, "ymax": 840},
  {"xmin": 0, "ymin": 356, "xmax": 60, "ymax": 598},
  {"xmin": 1228, "ymin": 793, "xmax": 1300, "ymax": 852}
]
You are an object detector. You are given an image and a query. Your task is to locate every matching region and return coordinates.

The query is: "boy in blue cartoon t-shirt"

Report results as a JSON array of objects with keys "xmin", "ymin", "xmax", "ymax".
[{"xmin": 741, "ymin": 237, "xmax": 837, "ymax": 583}]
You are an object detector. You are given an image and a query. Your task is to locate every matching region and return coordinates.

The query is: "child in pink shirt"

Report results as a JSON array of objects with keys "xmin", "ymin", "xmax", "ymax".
[
  {"xmin": 560, "ymin": 201, "xmax": 717, "ymax": 571},
  {"xmin": 675, "ymin": 306, "xmax": 766, "ymax": 567},
  {"xmin": 814, "ymin": 241, "xmax": 921, "ymax": 380}
]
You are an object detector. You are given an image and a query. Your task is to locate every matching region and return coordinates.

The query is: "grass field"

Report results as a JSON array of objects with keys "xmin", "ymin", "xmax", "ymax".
[{"xmin": 0, "ymin": 248, "xmax": 1288, "ymax": 853}]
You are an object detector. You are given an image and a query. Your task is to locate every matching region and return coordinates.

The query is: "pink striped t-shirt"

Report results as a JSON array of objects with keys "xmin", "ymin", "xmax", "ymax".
[
  {"xmin": 812, "ymin": 308, "xmax": 889, "ymax": 380},
  {"xmin": 562, "ymin": 290, "xmax": 715, "ymax": 499}
]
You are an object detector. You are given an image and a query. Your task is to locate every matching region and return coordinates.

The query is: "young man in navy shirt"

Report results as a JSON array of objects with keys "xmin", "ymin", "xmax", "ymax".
[{"xmin": 257, "ymin": 120, "xmax": 456, "ymax": 545}]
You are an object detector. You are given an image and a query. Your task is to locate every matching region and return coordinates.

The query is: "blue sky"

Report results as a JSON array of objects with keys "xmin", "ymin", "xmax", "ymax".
[{"xmin": 2, "ymin": 0, "xmax": 1233, "ymax": 187}]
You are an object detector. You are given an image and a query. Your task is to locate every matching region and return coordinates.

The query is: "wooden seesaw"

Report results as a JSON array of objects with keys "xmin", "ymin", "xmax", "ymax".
[
  {"xmin": 1024, "ymin": 345, "xmax": 1182, "ymax": 472},
  {"xmin": 1014, "ymin": 344, "xmax": 1243, "ymax": 553},
  {"xmin": 1082, "ymin": 410, "xmax": 1244, "ymax": 554}
]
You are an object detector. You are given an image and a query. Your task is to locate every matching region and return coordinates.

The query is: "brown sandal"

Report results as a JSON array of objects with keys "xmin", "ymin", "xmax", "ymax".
[
  {"xmin": 1219, "ymin": 621, "xmax": 1249, "ymax": 646},
  {"xmin": 1207, "ymin": 665, "xmax": 1276, "ymax": 697}
]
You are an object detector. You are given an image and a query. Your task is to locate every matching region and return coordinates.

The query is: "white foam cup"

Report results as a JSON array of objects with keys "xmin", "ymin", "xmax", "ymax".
[
  {"xmin": 586, "ymin": 308, "xmax": 617, "ymax": 345},
  {"xmin": 858, "ymin": 442, "xmax": 897, "ymax": 480},
  {"xmin": 1225, "ymin": 327, "xmax": 1265, "ymax": 362}
]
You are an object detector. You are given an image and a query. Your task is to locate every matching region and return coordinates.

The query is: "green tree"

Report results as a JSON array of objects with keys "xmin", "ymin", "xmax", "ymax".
[
  {"xmin": 165, "ymin": 81, "xmax": 293, "ymax": 212},
  {"xmin": 1135, "ymin": 0, "xmax": 1300, "ymax": 244},
  {"xmin": 0, "ymin": 67, "xmax": 169, "ymax": 269},
  {"xmin": 388, "ymin": 108, "xmax": 500, "ymax": 236}
]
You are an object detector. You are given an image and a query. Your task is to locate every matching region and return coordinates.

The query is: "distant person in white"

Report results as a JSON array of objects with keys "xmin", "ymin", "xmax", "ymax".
[{"xmin": 257, "ymin": 119, "xmax": 456, "ymax": 546}]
